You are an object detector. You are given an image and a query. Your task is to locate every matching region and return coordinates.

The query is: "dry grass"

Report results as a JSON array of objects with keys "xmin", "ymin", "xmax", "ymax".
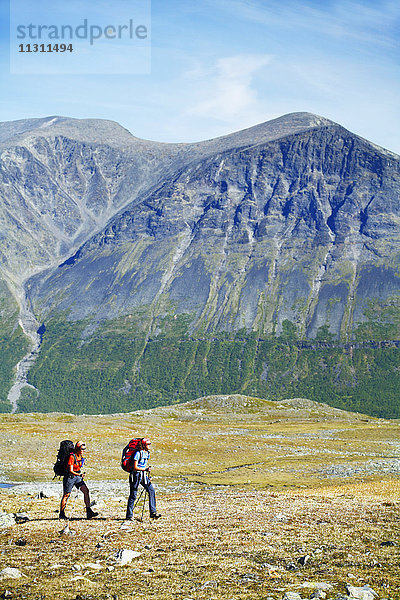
[
  {"xmin": 0, "ymin": 396, "xmax": 399, "ymax": 488},
  {"xmin": 0, "ymin": 483, "xmax": 400, "ymax": 599},
  {"xmin": 0, "ymin": 396, "xmax": 400, "ymax": 599}
]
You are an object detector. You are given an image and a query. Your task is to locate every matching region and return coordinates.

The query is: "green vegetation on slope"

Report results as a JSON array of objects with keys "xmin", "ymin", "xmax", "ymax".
[{"xmin": 17, "ymin": 315, "xmax": 400, "ymax": 417}]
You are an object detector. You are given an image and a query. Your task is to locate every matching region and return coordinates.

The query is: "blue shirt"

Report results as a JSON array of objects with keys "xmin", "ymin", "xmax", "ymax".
[{"xmin": 133, "ymin": 450, "xmax": 149, "ymax": 470}]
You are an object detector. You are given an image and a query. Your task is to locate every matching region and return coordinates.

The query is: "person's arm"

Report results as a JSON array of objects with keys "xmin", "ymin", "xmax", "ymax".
[
  {"xmin": 133, "ymin": 459, "xmax": 148, "ymax": 472},
  {"xmin": 67, "ymin": 455, "xmax": 76, "ymax": 476}
]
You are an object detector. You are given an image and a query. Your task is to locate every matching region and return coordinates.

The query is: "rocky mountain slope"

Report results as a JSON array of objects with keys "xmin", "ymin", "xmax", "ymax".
[
  {"xmin": 27, "ymin": 113, "xmax": 400, "ymax": 339},
  {"xmin": 0, "ymin": 112, "xmax": 332, "ymax": 287},
  {"xmin": 0, "ymin": 112, "xmax": 400, "ymax": 414},
  {"xmin": 0, "ymin": 116, "xmax": 179, "ymax": 286}
]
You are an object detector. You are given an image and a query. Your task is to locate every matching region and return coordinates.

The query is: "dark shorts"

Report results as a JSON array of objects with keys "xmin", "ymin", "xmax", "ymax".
[{"xmin": 63, "ymin": 474, "xmax": 85, "ymax": 495}]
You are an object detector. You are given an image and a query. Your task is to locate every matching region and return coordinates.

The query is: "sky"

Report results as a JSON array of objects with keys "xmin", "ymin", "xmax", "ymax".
[{"xmin": 0, "ymin": 0, "xmax": 399, "ymax": 152}]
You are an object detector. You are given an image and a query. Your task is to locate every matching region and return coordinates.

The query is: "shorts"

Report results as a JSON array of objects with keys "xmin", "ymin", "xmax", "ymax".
[{"xmin": 63, "ymin": 474, "xmax": 85, "ymax": 495}]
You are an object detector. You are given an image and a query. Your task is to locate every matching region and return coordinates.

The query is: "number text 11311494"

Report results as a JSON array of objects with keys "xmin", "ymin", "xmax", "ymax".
[{"xmin": 19, "ymin": 43, "xmax": 73, "ymax": 52}]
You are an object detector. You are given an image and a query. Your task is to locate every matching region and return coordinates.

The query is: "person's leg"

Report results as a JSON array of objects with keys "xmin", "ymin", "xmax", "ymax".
[
  {"xmin": 59, "ymin": 475, "xmax": 74, "ymax": 519},
  {"xmin": 143, "ymin": 474, "xmax": 160, "ymax": 517},
  {"xmin": 79, "ymin": 482, "xmax": 98, "ymax": 519},
  {"xmin": 59, "ymin": 492, "xmax": 70, "ymax": 518},
  {"xmin": 147, "ymin": 483, "xmax": 157, "ymax": 515},
  {"xmin": 126, "ymin": 472, "xmax": 140, "ymax": 519},
  {"xmin": 80, "ymin": 483, "xmax": 90, "ymax": 508}
]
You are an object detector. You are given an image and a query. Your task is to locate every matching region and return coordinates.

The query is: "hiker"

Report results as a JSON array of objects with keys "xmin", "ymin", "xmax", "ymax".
[
  {"xmin": 125, "ymin": 438, "xmax": 161, "ymax": 520},
  {"xmin": 59, "ymin": 441, "xmax": 98, "ymax": 520}
]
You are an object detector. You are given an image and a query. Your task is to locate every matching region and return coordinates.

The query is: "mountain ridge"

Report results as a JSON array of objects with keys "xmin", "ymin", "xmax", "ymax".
[
  {"xmin": 0, "ymin": 111, "xmax": 348, "ymax": 289},
  {"xmin": 0, "ymin": 111, "xmax": 335, "ymax": 147},
  {"xmin": 3, "ymin": 111, "xmax": 397, "ymax": 159}
]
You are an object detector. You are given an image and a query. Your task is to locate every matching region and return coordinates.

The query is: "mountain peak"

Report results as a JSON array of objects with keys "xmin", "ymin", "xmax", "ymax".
[
  {"xmin": 262, "ymin": 111, "xmax": 337, "ymax": 134},
  {"xmin": 0, "ymin": 116, "xmax": 68, "ymax": 144},
  {"xmin": 1, "ymin": 111, "xmax": 400, "ymax": 417},
  {"xmin": 0, "ymin": 115, "xmax": 144, "ymax": 149},
  {"xmin": 232, "ymin": 110, "xmax": 336, "ymax": 139},
  {"xmin": 190, "ymin": 111, "xmax": 337, "ymax": 156},
  {"xmin": 0, "ymin": 111, "xmax": 337, "ymax": 150}
]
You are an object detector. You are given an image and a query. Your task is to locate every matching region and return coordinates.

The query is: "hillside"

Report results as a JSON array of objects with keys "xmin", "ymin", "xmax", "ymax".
[
  {"xmin": 29, "ymin": 117, "xmax": 400, "ymax": 337},
  {"xmin": 0, "ymin": 113, "xmax": 399, "ymax": 415}
]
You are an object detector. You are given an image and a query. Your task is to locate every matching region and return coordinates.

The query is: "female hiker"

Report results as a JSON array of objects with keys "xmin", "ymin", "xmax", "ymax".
[
  {"xmin": 125, "ymin": 438, "xmax": 161, "ymax": 520},
  {"xmin": 59, "ymin": 440, "xmax": 98, "ymax": 520}
]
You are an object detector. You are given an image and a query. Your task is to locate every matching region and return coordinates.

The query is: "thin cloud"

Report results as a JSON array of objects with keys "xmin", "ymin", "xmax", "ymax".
[
  {"xmin": 187, "ymin": 54, "xmax": 272, "ymax": 122},
  {"xmin": 212, "ymin": 0, "xmax": 400, "ymax": 49}
]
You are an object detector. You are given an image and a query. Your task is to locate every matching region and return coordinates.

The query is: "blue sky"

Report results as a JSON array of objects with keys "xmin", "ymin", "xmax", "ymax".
[{"xmin": 1, "ymin": 0, "xmax": 399, "ymax": 152}]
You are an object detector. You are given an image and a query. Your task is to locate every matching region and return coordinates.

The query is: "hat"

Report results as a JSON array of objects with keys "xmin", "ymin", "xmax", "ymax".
[
  {"xmin": 76, "ymin": 440, "xmax": 86, "ymax": 450},
  {"xmin": 141, "ymin": 438, "xmax": 151, "ymax": 447}
]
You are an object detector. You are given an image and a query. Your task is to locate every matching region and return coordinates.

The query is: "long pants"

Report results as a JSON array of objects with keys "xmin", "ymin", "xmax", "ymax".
[{"xmin": 126, "ymin": 471, "xmax": 157, "ymax": 518}]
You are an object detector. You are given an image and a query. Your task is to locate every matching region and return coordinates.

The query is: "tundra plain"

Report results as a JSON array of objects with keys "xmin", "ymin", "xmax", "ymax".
[{"xmin": 0, "ymin": 395, "xmax": 399, "ymax": 599}]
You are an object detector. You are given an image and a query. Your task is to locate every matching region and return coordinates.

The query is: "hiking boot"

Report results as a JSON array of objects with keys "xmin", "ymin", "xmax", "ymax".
[
  {"xmin": 86, "ymin": 507, "xmax": 99, "ymax": 520},
  {"xmin": 59, "ymin": 510, "xmax": 68, "ymax": 520},
  {"xmin": 150, "ymin": 513, "xmax": 161, "ymax": 520}
]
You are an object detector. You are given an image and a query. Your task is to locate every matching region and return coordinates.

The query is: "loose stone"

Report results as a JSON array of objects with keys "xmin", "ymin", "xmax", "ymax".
[
  {"xmin": 0, "ymin": 567, "xmax": 24, "ymax": 579},
  {"xmin": 112, "ymin": 549, "xmax": 142, "ymax": 566},
  {"xmin": 346, "ymin": 584, "xmax": 378, "ymax": 600}
]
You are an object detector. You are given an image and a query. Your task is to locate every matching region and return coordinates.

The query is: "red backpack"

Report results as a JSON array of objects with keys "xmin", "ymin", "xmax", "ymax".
[{"xmin": 121, "ymin": 438, "xmax": 142, "ymax": 472}]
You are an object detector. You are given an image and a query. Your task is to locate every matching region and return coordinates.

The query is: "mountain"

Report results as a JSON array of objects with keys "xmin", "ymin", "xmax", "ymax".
[
  {"xmin": 0, "ymin": 112, "xmax": 400, "ymax": 416},
  {"xmin": 0, "ymin": 116, "xmax": 180, "ymax": 286},
  {"xmin": 0, "ymin": 112, "xmax": 335, "ymax": 286},
  {"xmin": 27, "ymin": 112, "xmax": 400, "ymax": 337}
]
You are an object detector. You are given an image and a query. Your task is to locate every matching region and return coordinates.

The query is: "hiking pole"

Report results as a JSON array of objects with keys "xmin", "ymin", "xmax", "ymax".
[
  {"xmin": 71, "ymin": 490, "xmax": 80, "ymax": 519},
  {"xmin": 133, "ymin": 486, "xmax": 145, "ymax": 510},
  {"xmin": 140, "ymin": 489, "xmax": 147, "ymax": 522}
]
